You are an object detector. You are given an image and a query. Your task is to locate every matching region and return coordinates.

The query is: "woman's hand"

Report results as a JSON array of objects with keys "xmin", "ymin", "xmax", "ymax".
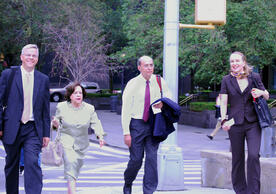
[
  {"xmin": 221, "ymin": 120, "xmax": 231, "ymax": 131},
  {"xmin": 251, "ymin": 88, "xmax": 269, "ymax": 100},
  {"xmin": 99, "ymin": 139, "xmax": 105, "ymax": 147},
  {"xmin": 51, "ymin": 116, "xmax": 59, "ymax": 130},
  {"xmin": 251, "ymin": 88, "xmax": 264, "ymax": 98}
]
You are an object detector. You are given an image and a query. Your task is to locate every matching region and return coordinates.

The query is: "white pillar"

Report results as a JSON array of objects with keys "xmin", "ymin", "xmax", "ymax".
[{"xmin": 157, "ymin": 0, "xmax": 185, "ymax": 190}]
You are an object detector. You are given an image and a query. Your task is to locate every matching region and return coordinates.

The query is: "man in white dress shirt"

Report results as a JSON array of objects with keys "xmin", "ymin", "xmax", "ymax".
[
  {"xmin": 0, "ymin": 44, "xmax": 50, "ymax": 194},
  {"xmin": 122, "ymin": 56, "xmax": 172, "ymax": 194}
]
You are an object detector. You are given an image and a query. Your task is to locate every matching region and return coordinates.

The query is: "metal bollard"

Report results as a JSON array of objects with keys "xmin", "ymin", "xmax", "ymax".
[{"xmin": 260, "ymin": 124, "xmax": 276, "ymax": 158}]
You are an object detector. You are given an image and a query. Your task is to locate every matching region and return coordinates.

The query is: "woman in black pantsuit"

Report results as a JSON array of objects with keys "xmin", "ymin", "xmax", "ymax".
[{"xmin": 220, "ymin": 51, "xmax": 269, "ymax": 194}]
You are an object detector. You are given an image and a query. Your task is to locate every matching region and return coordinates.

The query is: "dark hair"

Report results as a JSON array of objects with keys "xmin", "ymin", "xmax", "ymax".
[{"xmin": 65, "ymin": 82, "xmax": 87, "ymax": 102}]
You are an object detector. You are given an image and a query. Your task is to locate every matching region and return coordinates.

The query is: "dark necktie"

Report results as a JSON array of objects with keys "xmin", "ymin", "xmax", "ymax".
[{"xmin": 143, "ymin": 80, "xmax": 150, "ymax": 122}]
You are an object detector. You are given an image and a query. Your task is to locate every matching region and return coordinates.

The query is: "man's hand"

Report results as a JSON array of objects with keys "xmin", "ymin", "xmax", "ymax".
[
  {"xmin": 124, "ymin": 134, "xmax": 131, "ymax": 148},
  {"xmin": 0, "ymin": 131, "xmax": 3, "ymax": 139},
  {"xmin": 42, "ymin": 137, "xmax": 50, "ymax": 147},
  {"xmin": 153, "ymin": 102, "xmax": 163, "ymax": 109}
]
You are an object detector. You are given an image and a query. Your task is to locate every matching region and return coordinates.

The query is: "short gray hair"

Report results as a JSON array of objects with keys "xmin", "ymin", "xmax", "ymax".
[
  {"xmin": 21, "ymin": 44, "xmax": 39, "ymax": 56},
  {"xmin": 137, "ymin": 56, "xmax": 153, "ymax": 67}
]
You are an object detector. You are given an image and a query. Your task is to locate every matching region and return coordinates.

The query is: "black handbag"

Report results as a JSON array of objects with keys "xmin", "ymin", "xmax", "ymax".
[
  {"xmin": 1, "ymin": 68, "xmax": 17, "ymax": 130},
  {"xmin": 252, "ymin": 75, "xmax": 273, "ymax": 128}
]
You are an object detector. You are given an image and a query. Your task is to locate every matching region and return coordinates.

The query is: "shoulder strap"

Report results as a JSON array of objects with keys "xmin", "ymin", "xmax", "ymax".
[
  {"xmin": 251, "ymin": 73, "xmax": 258, "ymax": 88},
  {"xmin": 156, "ymin": 75, "xmax": 163, "ymax": 98},
  {"xmin": 251, "ymin": 73, "xmax": 263, "ymax": 102},
  {"xmin": 3, "ymin": 68, "xmax": 17, "ymax": 107}
]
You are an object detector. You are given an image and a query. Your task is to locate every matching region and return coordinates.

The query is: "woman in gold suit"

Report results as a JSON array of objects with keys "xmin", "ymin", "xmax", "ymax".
[{"xmin": 52, "ymin": 82, "xmax": 105, "ymax": 194}]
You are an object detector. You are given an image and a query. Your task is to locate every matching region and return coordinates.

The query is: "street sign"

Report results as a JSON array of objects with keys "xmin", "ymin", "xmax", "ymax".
[{"xmin": 195, "ymin": 0, "xmax": 226, "ymax": 25}]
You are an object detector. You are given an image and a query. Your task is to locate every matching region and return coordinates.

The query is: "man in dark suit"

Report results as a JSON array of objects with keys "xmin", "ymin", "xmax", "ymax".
[{"xmin": 0, "ymin": 44, "xmax": 50, "ymax": 194}]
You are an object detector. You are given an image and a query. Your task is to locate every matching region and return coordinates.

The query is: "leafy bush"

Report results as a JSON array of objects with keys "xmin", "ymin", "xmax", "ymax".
[
  {"xmin": 86, "ymin": 93, "xmax": 118, "ymax": 98},
  {"xmin": 190, "ymin": 99, "xmax": 276, "ymax": 112},
  {"xmin": 268, "ymin": 90, "xmax": 276, "ymax": 95},
  {"xmin": 189, "ymin": 102, "xmax": 216, "ymax": 112}
]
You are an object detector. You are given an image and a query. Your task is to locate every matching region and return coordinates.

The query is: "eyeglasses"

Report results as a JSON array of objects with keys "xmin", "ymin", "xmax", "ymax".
[
  {"xmin": 142, "ymin": 64, "xmax": 154, "ymax": 69},
  {"xmin": 24, "ymin": 54, "xmax": 38, "ymax": 58}
]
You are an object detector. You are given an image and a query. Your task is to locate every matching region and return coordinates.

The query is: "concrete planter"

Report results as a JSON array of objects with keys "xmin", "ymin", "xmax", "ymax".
[
  {"xmin": 201, "ymin": 150, "xmax": 276, "ymax": 194},
  {"xmin": 85, "ymin": 97, "xmax": 111, "ymax": 110},
  {"xmin": 178, "ymin": 107, "xmax": 217, "ymax": 128}
]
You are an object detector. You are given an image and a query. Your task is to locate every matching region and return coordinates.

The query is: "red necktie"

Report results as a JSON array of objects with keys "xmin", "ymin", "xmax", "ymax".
[{"xmin": 143, "ymin": 80, "xmax": 150, "ymax": 122}]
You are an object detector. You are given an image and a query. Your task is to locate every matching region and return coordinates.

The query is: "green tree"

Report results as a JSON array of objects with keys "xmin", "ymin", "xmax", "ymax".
[
  {"xmin": 114, "ymin": 0, "xmax": 165, "ymax": 73},
  {"xmin": 0, "ymin": 0, "xmax": 52, "ymax": 67},
  {"xmin": 225, "ymin": 0, "xmax": 276, "ymax": 68},
  {"xmin": 115, "ymin": 0, "xmax": 276, "ymax": 92}
]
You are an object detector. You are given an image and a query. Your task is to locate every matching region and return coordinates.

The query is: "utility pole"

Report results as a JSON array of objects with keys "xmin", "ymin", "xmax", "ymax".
[
  {"xmin": 158, "ymin": 0, "xmax": 226, "ymax": 191},
  {"xmin": 157, "ymin": 0, "xmax": 185, "ymax": 191}
]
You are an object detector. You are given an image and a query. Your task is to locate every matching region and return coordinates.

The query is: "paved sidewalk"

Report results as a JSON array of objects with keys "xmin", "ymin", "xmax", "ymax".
[
  {"xmin": 87, "ymin": 110, "xmax": 234, "ymax": 194},
  {"xmin": 92, "ymin": 110, "xmax": 231, "ymax": 159},
  {"xmin": 79, "ymin": 186, "xmax": 235, "ymax": 194}
]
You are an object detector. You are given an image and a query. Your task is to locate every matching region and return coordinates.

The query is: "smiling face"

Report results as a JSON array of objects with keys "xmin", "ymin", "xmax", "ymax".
[
  {"xmin": 20, "ymin": 48, "xmax": 39, "ymax": 72},
  {"xmin": 70, "ymin": 86, "xmax": 83, "ymax": 106},
  {"xmin": 229, "ymin": 53, "xmax": 245, "ymax": 74},
  {"xmin": 138, "ymin": 56, "xmax": 154, "ymax": 80}
]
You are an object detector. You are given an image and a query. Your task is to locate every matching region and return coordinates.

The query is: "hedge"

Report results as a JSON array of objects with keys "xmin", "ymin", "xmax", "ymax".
[{"xmin": 189, "ymin": 102, "xmax": 216, "ymax": 112}]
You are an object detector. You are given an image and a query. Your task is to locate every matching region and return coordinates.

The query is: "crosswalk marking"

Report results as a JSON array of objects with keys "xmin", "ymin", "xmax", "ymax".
[
  {"xmin": 0, "ymin": 141, "xmax": 202, "ymax": 192},
  {"xmin": 89, "ymin": 142, "xmax": 129, "ymax": 156}
]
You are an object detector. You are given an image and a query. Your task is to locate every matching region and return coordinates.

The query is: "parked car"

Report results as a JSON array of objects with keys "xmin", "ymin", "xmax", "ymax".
[{"xmin": 50, "ymin": 82, "xmax": 101, "ymax": 102}]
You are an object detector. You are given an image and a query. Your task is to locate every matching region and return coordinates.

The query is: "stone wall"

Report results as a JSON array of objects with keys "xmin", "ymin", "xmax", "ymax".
[
  {"xmin": 85, "ymin": 97, "xmax": 111, "ymax": 110},
  {"xmin": 201, "ymin": 150, "xmax": 276, "ymax": 194},
  {"xmin": 178, "ymin": 107, "xmax": 217, "ymax": 128}
]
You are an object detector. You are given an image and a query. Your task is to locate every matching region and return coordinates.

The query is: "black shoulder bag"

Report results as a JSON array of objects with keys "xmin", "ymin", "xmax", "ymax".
[
  {"xmin": 2, "ymin": 68, "xmax": 17, "ymax": 109},
  {"xmin": 1, "ymin": 68, "xmax": 17, "ymax": 133},
  {"xmin": 252, "ymin": 75, "xmax": 273, "ymax": 128}
]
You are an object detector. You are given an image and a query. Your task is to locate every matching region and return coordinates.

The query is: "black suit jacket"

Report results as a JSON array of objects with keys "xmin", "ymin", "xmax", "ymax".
[
  {"xmin": 0, "ymin": 67, "xmax": 50, "ymax": 144},
  {"xmin": 220, "ymin": 72, "xmax": 265, "ymax": 125}
]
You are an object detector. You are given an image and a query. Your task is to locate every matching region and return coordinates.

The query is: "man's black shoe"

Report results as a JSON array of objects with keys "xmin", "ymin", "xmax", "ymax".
[
  {"xmin": 207, "ymin": 135, "xmax": 213, "ymax": 140},
  {"xmin": 123, "ymin": 184, "xmax": 132, "ymax": 194}
]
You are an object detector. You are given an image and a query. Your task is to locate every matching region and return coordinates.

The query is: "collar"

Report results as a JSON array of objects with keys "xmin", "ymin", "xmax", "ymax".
[
  {"xmin": 21, "ymin": 65, "xmax": 34, "ymax": 76},
  {"xmin": 230, "ymin": 71, "xmax": 245, "ymax": 78},
  {"xmin": 138, "ymin": 73, "xmax": 155, "ymax": 83}
]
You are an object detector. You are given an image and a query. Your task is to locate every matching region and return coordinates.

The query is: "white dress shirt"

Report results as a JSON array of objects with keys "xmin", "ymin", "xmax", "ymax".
[
  {"xmin": 21, "ymin": 66, "xmax": 34, "ymax": 121},
  {"xmin": 121, "ymin": 74, "xmax": 172, "ymax": 135}
]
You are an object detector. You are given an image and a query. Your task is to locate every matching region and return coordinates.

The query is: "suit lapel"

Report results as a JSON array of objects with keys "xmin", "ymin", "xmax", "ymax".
[
  {"xmin": 15, "ymin": 68, "xmax": 24, "ymax": 100},
  {"xmin": 230, "ymin": 75, "xmax": 242, "ymax": 95},
  {"xmin": 33, "ymin": 70, "xmax": 40, "ymax": 106}
]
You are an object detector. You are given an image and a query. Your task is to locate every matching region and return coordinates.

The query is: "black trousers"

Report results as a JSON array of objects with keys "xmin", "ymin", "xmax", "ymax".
[
  {"xmin": 124, "ymin": 119, "xmax": 159, "ymax": 194},
  {"xmin": 228, "ymin": 120, "xmax": 261, "ymax": 194},
  {"xmin": 3, "ymin": 121, "xmax": 42, "ymax": 194}
]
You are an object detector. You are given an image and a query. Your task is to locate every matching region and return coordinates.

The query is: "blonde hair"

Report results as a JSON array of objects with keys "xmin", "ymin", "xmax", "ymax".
[
  {"xmin": 230, "ymin": 51, "xmax": 252, "ymax": 77},
  {"xmin": 21, "ymin": 44, "xmax": 39, "ymax": 56}
]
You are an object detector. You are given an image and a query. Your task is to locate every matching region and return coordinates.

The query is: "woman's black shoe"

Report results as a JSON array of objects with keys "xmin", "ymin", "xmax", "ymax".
[{"xmin": 207, "ymin": 135, "xmax": 213, "ymax": 140}]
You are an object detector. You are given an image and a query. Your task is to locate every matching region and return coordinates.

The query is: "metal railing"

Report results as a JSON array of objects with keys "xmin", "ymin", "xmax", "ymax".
[
  {"xmin": 268, "ymin": 99, "xmax": 276, "ymax": 109},
  {"xmin": 179, "ymin": 94, "xmax": 196, "ymax": 106}
]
